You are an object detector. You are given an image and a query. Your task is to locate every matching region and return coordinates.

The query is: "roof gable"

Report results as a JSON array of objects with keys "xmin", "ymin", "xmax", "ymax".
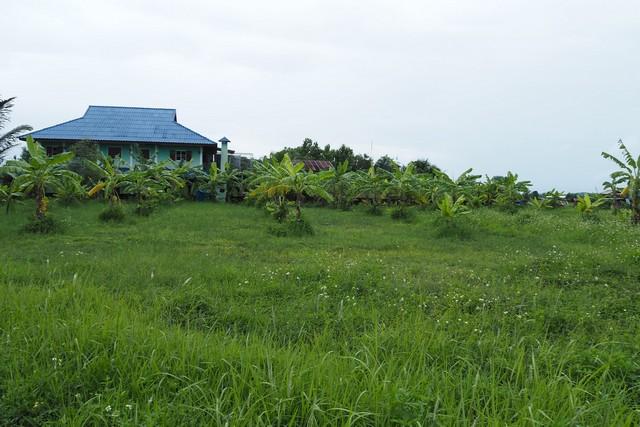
[{"xmin": 25, "ymin": 105, "xmax": 215, "ymax": 145}]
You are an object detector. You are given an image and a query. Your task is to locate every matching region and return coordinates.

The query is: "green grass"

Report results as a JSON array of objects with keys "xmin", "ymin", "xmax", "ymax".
[{"xmin": 1, "ymin": 201, "xmax": 639, "ymax": 425}]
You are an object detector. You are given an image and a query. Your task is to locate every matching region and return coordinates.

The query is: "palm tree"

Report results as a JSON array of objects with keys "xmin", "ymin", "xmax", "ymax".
[
  {"xmin": 0, "ymin": 96, "xmax": 32, "ymax": 162},
  {"xmin": 602, "ymin": 139, "xmax": 640, "ymax": 223},
  {"xmin": 3, "ymin": 136, "xmax": 77, "ymax": 219}
]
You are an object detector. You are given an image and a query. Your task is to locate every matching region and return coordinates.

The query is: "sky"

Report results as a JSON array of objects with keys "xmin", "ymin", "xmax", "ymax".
[{"xmin": 2, "ymin": 0, "xmax": 639, "ymax": 192}]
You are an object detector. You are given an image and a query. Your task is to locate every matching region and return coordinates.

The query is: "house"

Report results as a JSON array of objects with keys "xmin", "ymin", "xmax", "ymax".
[{"xmin": 21, "ymin": 106, "xmax": 230, "ymax": 170}]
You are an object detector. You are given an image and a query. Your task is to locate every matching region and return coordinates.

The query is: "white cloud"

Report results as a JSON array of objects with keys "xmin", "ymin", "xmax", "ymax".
[{"xmin": 2, "ymin": 0, "xmax": 639, "ymax": 191}]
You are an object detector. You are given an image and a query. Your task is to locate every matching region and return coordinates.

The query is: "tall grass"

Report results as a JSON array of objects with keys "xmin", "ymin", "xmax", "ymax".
[{"xmin": 0, "ymin": 202, "xmax": 638, "ymax": 425}]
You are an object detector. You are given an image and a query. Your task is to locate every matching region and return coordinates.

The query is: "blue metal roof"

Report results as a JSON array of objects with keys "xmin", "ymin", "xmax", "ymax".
[{"xmin": 24, "ymin": 106, "xmax": 215, "ymax": 145}]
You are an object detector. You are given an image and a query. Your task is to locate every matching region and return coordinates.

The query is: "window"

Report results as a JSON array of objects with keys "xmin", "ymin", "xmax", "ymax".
[
  {"xmin": 46, "ymin": 146, "xmax": 63, "ymax": 156},
  {"xmin": 141, "ymin": 149, "xmax": 150, "ymax": 160},
  {"xmin": 108, "ymin": 146, "xmax": 122, "ymax": 158},
  {"xmin": 170, "ymin": 150, "xmax": 192, "ymax": 161}
]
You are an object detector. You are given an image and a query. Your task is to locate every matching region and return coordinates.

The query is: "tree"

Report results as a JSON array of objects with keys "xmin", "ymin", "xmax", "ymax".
[
  {"xmin": 437, "ymin": 193, "xmax": 470, "ymax": 220},
  {"xmin": 319, "ymin": 159, "xmax": 357, "ymax": 209},
  {"xmin": 0, "ymin": 96, "xmax": 32, "ymax": 162},
  {"xmin": 374, "ymin": 155, "xmax": 398, "ymax": 172},
  {"xmin": 3, "ymin": 136, "xmax": 77, "ymax": 220},
  {"xmin": 602, "ymin": 174, "xmax": 624, "ymax": 213},
  {"xmin": 250, "ymin": 154, "xmax": 332, "ymax": 221},
  {"xmin": 86, "ymin": 153, "xmax": 126, "ymax": 206},
  {"xmin": 355, "ymin": 166, "xmax": 390, "ymax": 214},
  {"xmin": 576, "ymin": 194, "xmax": 605, "ymax": 218},
  {"xmin": 412, "ymin": 158, "xmax": 440, "ymax": 175},
  {"xmin": 0, "ymin": 182, "xmax": 21, "ymax": 214},
  {"xmin": 67, "ymin": 140, "xmax": 100, "ymax": 183},
  {"xmin": 602, "ymin": 139, "xmax": 640, "ymax": 224},
  {"xmin": 271, "ymin": 139, "xmax": 372, "ymax": 171}
]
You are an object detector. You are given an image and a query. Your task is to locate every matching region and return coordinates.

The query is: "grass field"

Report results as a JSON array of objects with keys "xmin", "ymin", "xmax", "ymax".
[{"xmin": 1, "ymin": 201, "xmax": 639, "ymax": 425}]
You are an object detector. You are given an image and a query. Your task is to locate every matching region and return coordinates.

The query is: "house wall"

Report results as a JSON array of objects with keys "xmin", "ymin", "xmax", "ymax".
[
  {"xmin": 38, "ymin": 140, "xmax": 206, "ymax": 168},
  {"xmin": 96, "ymin": 144, "xmax": 203, "ymax": 167}
]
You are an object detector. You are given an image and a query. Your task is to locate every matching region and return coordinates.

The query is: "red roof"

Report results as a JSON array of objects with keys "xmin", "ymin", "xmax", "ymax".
[{"xmin": 299, "ymin": 159, "xmax": 333, "ymax": 172}]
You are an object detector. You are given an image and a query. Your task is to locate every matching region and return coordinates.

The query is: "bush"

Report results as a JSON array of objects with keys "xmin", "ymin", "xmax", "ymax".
[
  {"xmin": 365, "ymin": 204, "xmax": 384, "ymax": 216},
  {"xmin": 99, "ymin": 204, "xmax": 126, "ymax": 222},
  {"xmin": 265, "ymin": 201, "xmax": 290, "ymax": 223},
  {"xmin": 268, "ymin": 217, "xmax": 314, "ymax": 237},
  {"xmin": 390, "ymin": 206, "xmax": 415, "ymax": 221},
  {"xmin": 23, "ymin": 216, "xmax": 58, "ymax": 234},
  {"xmin": 433, "ymin": 216, "xmax": 473, "ymax": 239},
  {"xmin": 135, "ymin": 200, "xmax": 157, "ymax": 216}
]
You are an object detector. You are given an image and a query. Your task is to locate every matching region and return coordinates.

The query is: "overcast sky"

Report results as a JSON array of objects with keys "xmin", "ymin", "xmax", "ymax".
[{"xmin": 3, "ymin": 0, "xmax": 639, "ymax": 191}]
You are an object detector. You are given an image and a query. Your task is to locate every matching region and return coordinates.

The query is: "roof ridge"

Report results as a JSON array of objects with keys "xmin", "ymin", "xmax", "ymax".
[{"xmin": 87, "ymin": 105, "xmax": 177, "ymax": 112}]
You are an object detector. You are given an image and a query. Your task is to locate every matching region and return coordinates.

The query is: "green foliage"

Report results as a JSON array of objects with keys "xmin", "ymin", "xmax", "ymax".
[
  {"xmin": 86, "ymin": 152, "xmax": 125, "ymax": 206},
  {"xmin": 355, "ymin": 166, "xmax": 389, "ymax": 213},
  {"xmin": 319, "ymin": 159, "xmax": 357, "ymax": 209},
  {"xmin": 437, "ymin": 193, "xmax": 470, "ymax": 219},
  {"xmin": 270, "ymin": 138, "xmax": 372, "ymax": 171},
  {"xmin": 528, "ymin": 197, "xmax": 551, "ymax": 209},
  {"xmin": 0, "ymin": 96, "xmax": 32, "ymax": 162},
  {"xmin": 22, "ymin": 214, "xmax": 58, "ymax": 233},
  {"xmin": 0, "ymin": 183, "xmax": 21, "ymax": 213},
  {"xmin": 67, "ymin": 140, "xmax": 100, "ymax": 183},
  {"xmin": 545, "ymin": 188, "xmax": 566, "ymax": 208},
  {"xmin": 576, "ymin": 194, "xmax": 605, "ymax": 218},
  {"xmin": 54, "ymin": 174, "xmax": 86, "ymax": 205},
  {"xmin": 390, "ymin": 205, "xmax": 415, "ymax": 221},
  {"xmin": 3, "ymin": 136, "xmax": 77, "ymax": 220},
  {"xmin": 98, "ymin": 203, "xmax": 126, "ymax": 222},
  {"xmin": 602, "ymin": 139, "xmax": 640, "ymax": 224},
  {"xmin": 374, "ymin": 154, "xmax": 398, "ymax": 172},
  {"xmin": 250, "ymin": 154, "xmax": 333, "ymax": 223}
]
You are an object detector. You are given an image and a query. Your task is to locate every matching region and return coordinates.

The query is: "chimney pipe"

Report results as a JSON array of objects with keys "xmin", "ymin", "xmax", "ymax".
[{"xmin": 219, "ymin": 137, "xmax": 230, "ymax": 172}]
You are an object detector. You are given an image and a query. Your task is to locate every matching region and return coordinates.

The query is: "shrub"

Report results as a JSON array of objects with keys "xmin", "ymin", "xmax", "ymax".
[
  {"xmin": 268, "ymin": 216, "xmax": 314, "ymax": 236},
  {"xmin": 99, "ymin": 204, "xmax": 126, "ymax": 222},
  {"xmin": 365, "ymin": 203, "xmax": 384, "ymax": 216},
  {"xmin": 265, "ymin": 200, "xmax": 290, "ymax": 223},
  {"xmin": 390, "ymin": 205, "xmax": 415, "ymax": 221},
  {"xmin": 23, "ymin": 215, "xmax": 58, "ymax": 234}
]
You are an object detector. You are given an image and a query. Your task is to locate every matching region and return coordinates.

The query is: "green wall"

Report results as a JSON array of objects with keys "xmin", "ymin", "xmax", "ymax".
[
  {"xmin": 39, "ymin": 141, "xmax": 206, "ymax": 168},
  {"xmin": 97, "ymin": 144, "xmax": 204, "ymax": 167}
]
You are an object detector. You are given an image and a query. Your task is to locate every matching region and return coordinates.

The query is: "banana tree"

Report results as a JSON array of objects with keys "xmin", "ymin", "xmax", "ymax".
[
  {"xmin": 319, "ymin": 159, "xmax": 357, "ymax": 209},
  {"xmin": 385, "ymin": 163, "xmax": 419, "ymax": 204},
  {"xmin": 602, "ymin": 139, "xmax": 640, "ymax": 223},
  {"xmin": 602, "ymin": 174, "xmax": 624, "ymax": 213},
  {"xmin": 251, "ymin": 154, "xmax": 332, "ymax": 221},
  {"xmin": 494, "ymin": 171, "xmax": 531, "ymax": 210},
  {"xmin": 119, "ymin": 169, "xmax": 162, "ymax": 214},
  {"xmin": 355, "ymin": 166, "xmax": 390, "ymax": 213},
  {"xmin": 437, "ymin": 193, "xmax": 470, "ymax": 219},
  {"xmin": 3, "ymin": 136, "xmax": 77, "ymax": 219},
  {"xmin": 0, "ymin": 183, "xmax": 22, "ymax": 214},
  {"xmin": 576, "ymin": 194, "xmax": 605, "ymax": 217},
  {"xmin": 86, "ymin": 153, "xmax": 126, "ymax": 206},
  {"xmin": 430, "ymin": 168, "xmax": 481, "ymax": 204}
]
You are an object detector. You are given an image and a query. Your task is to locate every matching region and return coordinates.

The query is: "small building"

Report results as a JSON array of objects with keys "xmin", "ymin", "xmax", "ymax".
[{"xmin": 21, "ymin": 105, "xmax": 230, "ymax": 170}]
